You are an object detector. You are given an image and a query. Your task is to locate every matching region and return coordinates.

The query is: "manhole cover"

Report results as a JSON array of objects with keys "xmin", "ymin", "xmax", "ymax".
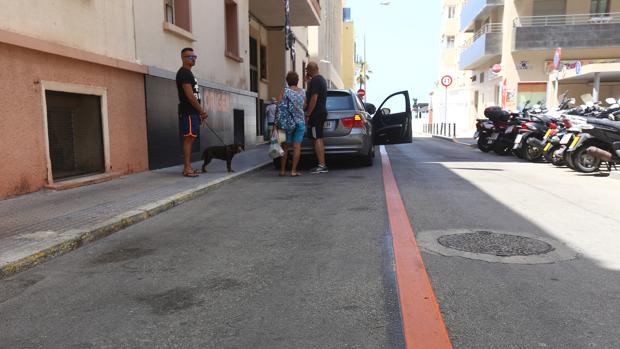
[{"xmin": 437, "ymin": 231, "xmax": 554, "ymax": 257}]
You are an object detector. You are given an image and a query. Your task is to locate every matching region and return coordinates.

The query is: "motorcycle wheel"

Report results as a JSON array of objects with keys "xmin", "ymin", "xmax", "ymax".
[
  {"xmin": 574, "ymin": 146, "xmax": 601, "ymax": 173},
  {"xmin": 512, "ymin": 147, "xmax": 525, "ymax": 159},
  {"xmin": 493, "ymin": 143, "xmax": 510, "ymax": 155},
  {"xmin": 524, "ymin": 137, "xmax": 544, "ymax": 162},
  {"xmin": 566, "ymin": 151, "xmax": 576, "ymax": 170},
  {"xmin": 477, "ymin": 135, "xmax": 493, "ymax": 153}
]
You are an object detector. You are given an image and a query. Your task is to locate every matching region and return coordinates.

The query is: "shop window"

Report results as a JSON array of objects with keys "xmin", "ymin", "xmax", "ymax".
[
  {"xmin": 164, "ymin": 0, "xmax": 191, "ymax": 32},
  {"xmin": 45, "ymin": 91, "xmax": 105, "ymax": 181},
  {"xmin": 225, "ymin": 0, "xmax": 241, "ymax": 61}
]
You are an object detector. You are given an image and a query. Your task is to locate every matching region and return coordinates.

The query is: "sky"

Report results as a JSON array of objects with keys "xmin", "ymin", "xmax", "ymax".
[{"xmin": 345, "ymin": 0, "xmax": 441, "ymax": 104}]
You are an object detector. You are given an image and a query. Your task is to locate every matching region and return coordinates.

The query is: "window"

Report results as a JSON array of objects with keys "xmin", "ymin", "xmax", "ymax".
[
  {"xmin": 590, "ymin": 0, "xmax": 610, "ymax": 14},
  {"xmin": 225, "ymin": 0, "xmax": 241, "ymax": 61},
  {"xmin": 260, "ymin": 45, "xmax": 267, "ymax": 80},
  {"xmin": 164, "ymin": 0, "xmax": 191, "ymax": 32},
  {"xmin": 326, "ymin": 93, "xmax": 355, "ymax": 111},
  {"xmin": 446, "ymin": 36, "xmax": 455, "ymax": 49},
  {"xmin": 447, "ymin": 6, "xmax": 456, "ymax": 19},
  {"xmin": 480, "ymin": 72, "xmax": 485, "ymax": 83}
]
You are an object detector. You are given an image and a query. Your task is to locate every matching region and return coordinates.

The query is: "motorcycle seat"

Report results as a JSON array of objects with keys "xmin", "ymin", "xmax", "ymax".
[{"xmin": 587, "ymin": 118, "xmax": 620, "ymax": 132}]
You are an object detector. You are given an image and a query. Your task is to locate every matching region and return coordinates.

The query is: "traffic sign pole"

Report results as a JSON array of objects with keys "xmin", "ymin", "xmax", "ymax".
[{"xmin": 440, "ymin": 75, "xmax": 453, "ymax": 137}]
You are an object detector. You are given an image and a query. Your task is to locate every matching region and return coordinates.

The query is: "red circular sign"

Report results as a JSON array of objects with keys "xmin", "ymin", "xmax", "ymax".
[
  {"xmin": 491, "ymin": 64, "xmax": 502, "ymax": 74},
  {"xmin": 440, "ymin": 75, "xmax": 453, "ymax": 87},
  {"xmin": 357, "ymin": 88, "xmax": 366, "ymax": 97}
]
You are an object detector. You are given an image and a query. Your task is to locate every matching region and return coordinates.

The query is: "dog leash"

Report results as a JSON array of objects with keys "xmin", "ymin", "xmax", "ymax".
[{"xmin": 204, "ymin": 121, "xmax": 227, "ymax": 145}]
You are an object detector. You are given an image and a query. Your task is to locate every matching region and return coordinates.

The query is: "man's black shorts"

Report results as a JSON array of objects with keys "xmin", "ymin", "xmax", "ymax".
[{"xmin": 308, "ymin": 112, "xmax": 327, "ymax": 139}]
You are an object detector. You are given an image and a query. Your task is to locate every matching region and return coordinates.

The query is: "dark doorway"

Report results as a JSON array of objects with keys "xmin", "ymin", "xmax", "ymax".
[
  {"xmin": 234, "ymin": 109, "xmax": 245, "ymax": 145},
  {"xmin": 45, "ymin": 91, "xmax": 105, "ymax": 181}
]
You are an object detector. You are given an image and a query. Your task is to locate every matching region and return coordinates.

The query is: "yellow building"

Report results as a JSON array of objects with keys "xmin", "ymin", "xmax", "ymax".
[{"xmin": 341, "ymin": 8, "xmax": 356, "ymax": 89}]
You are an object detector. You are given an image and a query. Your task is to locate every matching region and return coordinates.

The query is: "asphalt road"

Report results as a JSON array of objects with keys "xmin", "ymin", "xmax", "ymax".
[
  {"xmin": 0, "ymin": 157, "xmax": 404, "ymax": 349},
  {"xmin": 389, "ymin": 137, "xmax": 620, "ymax": 349},
  {"xmin": 2, "ymin": 137, "xmax": 620, "ymax": 348}
]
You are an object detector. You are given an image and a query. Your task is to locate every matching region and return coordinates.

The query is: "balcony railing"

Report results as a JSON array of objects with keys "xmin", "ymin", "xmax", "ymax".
[
  {"xmin": 460, "ymin": 0, "xmax": 504, "ymax": 32},
  {"xmin": 462, "ymin": 23, "xmax": 503, "ymax": 49},
  {"xmin": 514, "ymin": 12, "xmax": 620, "ymax": 27}
]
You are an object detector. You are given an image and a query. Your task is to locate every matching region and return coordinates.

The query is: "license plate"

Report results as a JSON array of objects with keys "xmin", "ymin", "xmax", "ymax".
[
  {"xmin": 505, "ymin": 126, "xmax": 514, "ymax": 133},
  {"xmin": 543, "ymin": 142, "xmax": 553, "ymax": 152},
  {"xmin": 569, "ymin": 136, "xmax": 580, "ymax": 150},
  {"xmin": 491, "ymin": 133, "xmax": 500, "ymax": 140},
  {"xmin": 513, "ymin": 134, "xmax": 524, "ymax": 149},
  {"xmin": 560, "ymin": 134, "xmax": 572, "ymax": 145},
  {"xmin": 324, "ymin": 120, "xmax": 335, "ymax": 129}
]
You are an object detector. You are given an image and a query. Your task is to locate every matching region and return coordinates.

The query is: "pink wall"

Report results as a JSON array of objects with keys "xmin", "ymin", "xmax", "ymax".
[{"xmin": 0, "ymin": 43, "xmax": 148, "ymax": 198}]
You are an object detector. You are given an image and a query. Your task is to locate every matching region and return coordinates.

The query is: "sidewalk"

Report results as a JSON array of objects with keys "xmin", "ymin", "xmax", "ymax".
[
  {"xmin": 428, "ymin": 134, "xmax": 477, "ymax": 148},
  {"xmin": 0, "ymin": 145, "xmax": 271, "ymax": 279}
]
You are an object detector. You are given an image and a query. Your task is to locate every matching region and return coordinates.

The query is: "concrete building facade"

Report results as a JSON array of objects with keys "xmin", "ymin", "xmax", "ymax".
[
  {"xmin": 309, "ymin": 0, "xmax": 345, "ymax": 89},
  {"xmin": 431, "ymin": 0, "xmax": 620, "ymax": 136},
  {"xmin": 0, "ymin": 0, "xmax": 148, "ymax": 198}
]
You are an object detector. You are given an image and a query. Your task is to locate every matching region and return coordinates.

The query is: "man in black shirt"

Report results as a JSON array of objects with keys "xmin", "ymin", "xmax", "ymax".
[
  {"xmin": 304, "ymin": 61, "xmax": 328, "ymax": 174},
  {"xmin": 176, "ymin": 47, "xmax": 208, "ymax": 177}
]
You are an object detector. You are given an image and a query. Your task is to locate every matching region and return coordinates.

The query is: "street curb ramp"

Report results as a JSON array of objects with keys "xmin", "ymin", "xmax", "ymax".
[{"xmin": 0, "ymin": 162, "xmax": 270, "ymax": 279}]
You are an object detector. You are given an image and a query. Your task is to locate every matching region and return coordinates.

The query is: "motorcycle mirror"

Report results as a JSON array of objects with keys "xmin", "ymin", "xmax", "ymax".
[{"xmin": 606, "ymin": 97, "xmax": 618, "ymax": 105}]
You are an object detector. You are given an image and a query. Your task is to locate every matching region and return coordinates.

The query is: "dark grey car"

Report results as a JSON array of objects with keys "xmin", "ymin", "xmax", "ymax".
[{"xmin": 279, "ymin": 89, "xmax": 413, "ymax": 166}]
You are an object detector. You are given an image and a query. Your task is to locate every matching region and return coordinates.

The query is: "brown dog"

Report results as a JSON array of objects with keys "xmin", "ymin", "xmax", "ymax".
[{"xmin": 201, "ymin": 144, "xmax": 245, "ymax": 173}]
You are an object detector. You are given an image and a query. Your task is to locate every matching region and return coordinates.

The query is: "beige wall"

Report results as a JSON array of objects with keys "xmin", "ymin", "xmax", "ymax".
[
  {"xmin": 341, "ymin": 21, "xmax": 356, "ymax": 89},
  {"xmin": 0, "ymin": 0, "xmax": 136, "ymax": 62},
  {"xmin": 134, "ymin": 0, "xmax": 251, "ymax": 91},
  {"xmin": 0, "ymin": 43, "xmax": 148, "ymax": 198}
]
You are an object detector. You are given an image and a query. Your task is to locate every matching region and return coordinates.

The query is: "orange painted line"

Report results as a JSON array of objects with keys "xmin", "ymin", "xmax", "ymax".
[{"xmin": 380, "ymin": 145, "xmax": 453, "ymax": 349}]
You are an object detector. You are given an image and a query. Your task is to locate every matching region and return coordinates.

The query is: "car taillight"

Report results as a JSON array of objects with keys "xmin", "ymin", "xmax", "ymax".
[{"xmin": 341, "ymin": 114, "xmax": 364, "ymax": 128}]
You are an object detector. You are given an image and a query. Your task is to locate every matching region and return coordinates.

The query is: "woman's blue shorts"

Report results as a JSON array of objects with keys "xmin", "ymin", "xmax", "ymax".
[{"xmin": 286, "ymin": 123, "xmax": 306, "ymax": 144}]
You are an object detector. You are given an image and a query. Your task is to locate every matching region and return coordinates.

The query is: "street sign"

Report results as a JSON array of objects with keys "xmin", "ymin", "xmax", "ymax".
[
  {"xmin": 553, "ymin": 47, "xmax": 562, "ymax": 70},
  {"xmin": 440, "ymin": 75, "xmax": 453, "ymax": 88},
  {"xmin": 491, "ymin": 64, "xmax": 502, "ymax": 74},
  {"xmin": 357, "ymin": 88, "xmax": 366, "ymax": 97}
]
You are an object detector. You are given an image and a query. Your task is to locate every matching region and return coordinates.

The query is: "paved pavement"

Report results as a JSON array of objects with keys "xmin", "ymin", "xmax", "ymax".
[
  {"xmin": 0, "ymin": 145, "xmax": 270, "ymax": 278},
  {"xmin": 389, "ymin": 138, "xmax": 620, "ymax": 348},
  {"xmin": 0, "ymin": 156, "xmax": 405, "ymax": 349}
]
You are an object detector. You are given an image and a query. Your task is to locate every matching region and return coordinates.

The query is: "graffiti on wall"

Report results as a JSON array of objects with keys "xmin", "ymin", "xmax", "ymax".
[{"xmin": 203, "ymin": 89, "xmax": 231, "ymax": 113}]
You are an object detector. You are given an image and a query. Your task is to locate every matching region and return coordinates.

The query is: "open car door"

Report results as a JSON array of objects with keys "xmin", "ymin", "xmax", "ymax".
[{"xmin": 372, "ymin": 90, "xmax": 412, "ymax": 145}]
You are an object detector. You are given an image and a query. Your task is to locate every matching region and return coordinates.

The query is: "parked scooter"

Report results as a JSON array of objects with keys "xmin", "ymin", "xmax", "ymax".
[{"xmin": 565, "ymin": 98, "xmax": 620, "ymax": 173}]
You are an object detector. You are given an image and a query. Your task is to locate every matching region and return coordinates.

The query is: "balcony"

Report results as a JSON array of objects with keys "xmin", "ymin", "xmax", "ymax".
[
  {"xmin": 461, "ymin": 0, "xmax": 504, "ymax": 32},
  {"xmin": 249, "ymin": 0, "xmax": 321, "ymax": 27},
  {"xmin": 459, "ymin": 23, "xmax": 503, "ymax": 70},
  {"xmin": 513, "ymin": 12, "xmax": 620, "ymax": 51}
]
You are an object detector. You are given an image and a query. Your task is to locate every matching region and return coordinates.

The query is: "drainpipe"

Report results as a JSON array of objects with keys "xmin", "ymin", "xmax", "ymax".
[{"xmin": 593, "ymin": 72, "xmax": 601, "ymax": 103}]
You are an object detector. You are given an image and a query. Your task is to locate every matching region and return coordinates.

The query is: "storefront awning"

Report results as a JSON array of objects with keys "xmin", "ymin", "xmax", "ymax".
[{"xmin": 250, "ymin": 0, "xmax": 321, "ymax": 27}]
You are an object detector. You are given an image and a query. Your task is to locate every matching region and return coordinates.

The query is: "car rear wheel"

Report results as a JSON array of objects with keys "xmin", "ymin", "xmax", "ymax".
[{"xmin": 360, "ymin": 146, "xmax": 375, "ymax": 166}]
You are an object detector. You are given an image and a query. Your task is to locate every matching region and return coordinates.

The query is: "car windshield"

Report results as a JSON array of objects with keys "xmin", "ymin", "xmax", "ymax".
[{"xmin": 326, "ymin": 93, "xmax": 354, "ymax": 111}]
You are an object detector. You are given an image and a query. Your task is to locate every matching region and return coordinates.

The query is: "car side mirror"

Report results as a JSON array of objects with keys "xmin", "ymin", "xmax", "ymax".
[
  {"xmin": 364, "ymin": 103, "xmax": 376, "ymax": 115},
  {"xmin": 381, "ymin": 107, "xmax": 391, "ymax": 116}
]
